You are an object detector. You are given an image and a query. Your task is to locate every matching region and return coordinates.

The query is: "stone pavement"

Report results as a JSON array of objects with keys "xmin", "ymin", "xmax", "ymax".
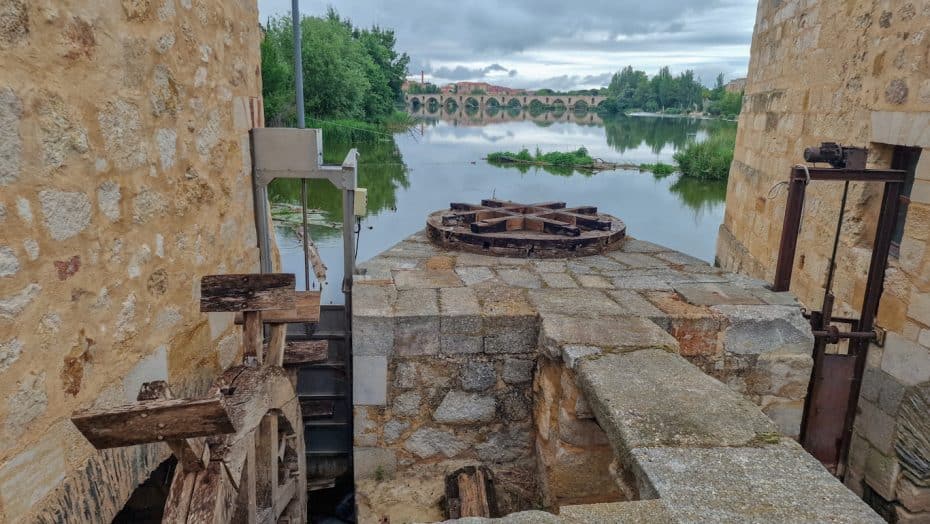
[{"xmin": 352, "ymin": 231, "xmax": 881, "ymax": 523}]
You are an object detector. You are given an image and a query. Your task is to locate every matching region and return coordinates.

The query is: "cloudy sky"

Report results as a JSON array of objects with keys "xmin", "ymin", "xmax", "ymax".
[{"xmin": 257, "ymin": 1, "xmax": 757, "ymax": 90}]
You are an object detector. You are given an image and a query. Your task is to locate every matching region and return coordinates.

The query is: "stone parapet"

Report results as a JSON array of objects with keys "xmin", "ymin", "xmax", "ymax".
[{"xmin": 352, "ymin": 231, "xmax": 878, "ymax": 522}]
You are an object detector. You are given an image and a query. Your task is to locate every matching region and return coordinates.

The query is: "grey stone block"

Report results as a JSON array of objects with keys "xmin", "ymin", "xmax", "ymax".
[
  {"xmin": 500, "ymin": 390, "xmax": 530, "ymax": 421},
  {"xmin": 476, "ymin": 428, "xmax": 533, "ymax": 463},
  {"xmin": 439, "ymin": 286, "xmax": 480, "ymax": 315},
  {"xmin": 577, "ymin": 349, "xmax": 776, "ymax": 454},
  {"xmin": 353, "ymin": 447, "xmax": 396, "ymax": 481},
  {"xmin": 502, "ymin": 358, "xmax": 535, "ymax": 384},
  {"xmin": 881, "ymin": 333, "xmax": 930, "ymax": 386},
  {"xmin": 611, "ymin": 274, "xmax": 674, "ymax": 291},
  {"xmin": 607, "ymin": 252, "xmax": 669, "ymax": 269},
  {"xmin": 353, "ymin": 356, "xmax": 388, "ymax": 406},
  {"xmin": 528, "ymin": 288, "xmax": 625, "ymax": 316},
  {"xmin": 558, "ymin": 406, "xmax": 609, "ymax": 447},
  {"xmin": 864, "ymin": 447, "xmax": 901, "ymax": 501},
  {"xmin": 631, "ymin": 442, "xmax": 883, "ymax": 523},
  {"xmin": 575, "ymin": 273, "xmax": 614, "ymax": 289},
  {"xmin": 394, "ymin": 288, "xmax": 439, "ymax": 316},
  {"xmin": 354, "ymin": 315, "xmax": 394, "ymax": 356},
  {"xmin": 674, "ymin": 282, "xmax": 764, "ymax": 306},
  {"xmin": 461, "ymin": 361, "xmax": 496, "ymax": 391},
  {"xmin": 542, "ymin": 315, "xmax": 678, "ymax": 352},
  {"xmin": 855, "ymin": 399, "xmax": 896, "ymax": 454},
  {"xmin": 394, "ymin": 361, "xmax": 417, "ymax": 389},
  {"xmin": 352, "ymin": 284, "xmax": 396, "ymax": 316},
  {"xmin": 654, "ymin": 251, "xmax": 708, "ymax": 267},
  {"xmin": 712, "ymin": 305, "xmax": 814, "ymax": 356},
  {"xmin": 433, "ymin": 391, "xmax": 496, "ymax": 424},
  {"xmin": 496, "ymin": 268, "xmax": 542, "ymax": 289},
  {"xmin": 440, "ymin": 314, "xmax": 481, "ymax": 335},
  {"xmin": 540, "ymin": 272, "xmax": 578, "ymax": 288},
  {"xmin": 533, "ymin": 260, "xmax": 566, "ymax": 273},
  {"xmin": 393, "ymin": 269, "xmax": 463, "ymax": 289},
  {"xmin": 454, "ymin": 266, "xmax": 496, "ymax": 286},
  {"xmin": 619, "ymin": 238, "xmax": 669, "ymax": 253},
  {"xmin": 440, "ymin": 333, "xmax": 483, "ymax": 354},
  {"xmin": 392, "ymin": 391, "xmax": 421, "ymax": 417},
  {"xmin": 484, "ymin": 325, "xmax": 537, "ymax": 354},
  {"xmin": 383, "ymin": 420, "xmax": 409, "ymax": 444},
  {"xmin": 559, "ymin": 500, "xmax": 672, "ymax": 524},
  {"xmin": 403, "ymin": 427, "xmax": 467, "ymax": 458},
  {"xmin": 607, "ymin": 289, "xmax": 667, "ymax": 318},
  {"xmin": 394, "ymin": 316, "xmax": 439, "ymax": 356},
  {"xmin": 561, "ymin": 345, "xmax": 602, "ymax": 369}
]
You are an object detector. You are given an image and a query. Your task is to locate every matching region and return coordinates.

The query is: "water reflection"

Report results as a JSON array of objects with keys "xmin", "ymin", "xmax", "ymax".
[{"xmin": 268, "ymin": 111, "xmax": 734, "ymax": 303}]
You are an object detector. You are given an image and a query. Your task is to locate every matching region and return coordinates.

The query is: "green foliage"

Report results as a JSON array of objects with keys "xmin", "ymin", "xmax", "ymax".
[
  {"xmin": 673, "ymin": 127, "xmax": 737, "ymax": 181},
  {"xmin": 261, "ymin": 8, "xmax": 410, "ymax": 125},
  {"xmin": 706, "ymin": 91, "xmax": 743, "ymax": 119},
  {"xmin": 639, "ymin": 162, "xmax": 676, "ymax": 176},
  {"xmin": 470, "ymin": 88, "xmax": 487, "ymax": 95},
  {"xmin": 487, "ymin": 147, "xmax": 593, "ymax": 168},
  {"xmin": 604, "ymin": 65, "xmax": 710, "ymax": 115},
  {"xmin": 407, "ymin": 82, "xmax": 440, "ymax": 94}
]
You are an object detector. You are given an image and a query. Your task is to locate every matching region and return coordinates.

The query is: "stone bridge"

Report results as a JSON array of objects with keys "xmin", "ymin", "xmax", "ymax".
[
  {"xmin": 405, "ymin": 92, "xmax": 609, "ymax": 111},
  {"xmin": 407, "ymin": 104, "xmax": 604, "ymax": 126}
]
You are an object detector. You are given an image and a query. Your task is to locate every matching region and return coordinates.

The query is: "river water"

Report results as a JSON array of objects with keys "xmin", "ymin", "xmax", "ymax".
[{"xmin": 269, "ymin": 109, "xmax": 734, "ymax": 304}]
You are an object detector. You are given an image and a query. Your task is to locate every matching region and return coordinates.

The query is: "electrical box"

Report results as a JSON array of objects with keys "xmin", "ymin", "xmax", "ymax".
[{"xmin": 354, "ymin": 188, "xmax": 368, "ymax": 217}]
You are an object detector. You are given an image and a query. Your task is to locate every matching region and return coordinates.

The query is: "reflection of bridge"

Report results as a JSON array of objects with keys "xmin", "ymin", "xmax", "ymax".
[
  {"xmin": 407, "ymin": 104, "xmax": 604, "ymax": 125},
  {"xmin": 405, "ymin": 92, "xmax": 608, "ymax": 111}
]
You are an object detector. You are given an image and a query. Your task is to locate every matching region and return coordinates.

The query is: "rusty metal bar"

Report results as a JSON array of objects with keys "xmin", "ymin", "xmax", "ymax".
[
  {"xmin": 835, "ymin": 179, "xmax": 903, "ymax": 477},
  {"xmin": 773, "ymin": 174, "xmax": 808, "ymax": 292},
  {"xmin": 792, "ymin": 167, "xmax": 907, "ymax": 182}
]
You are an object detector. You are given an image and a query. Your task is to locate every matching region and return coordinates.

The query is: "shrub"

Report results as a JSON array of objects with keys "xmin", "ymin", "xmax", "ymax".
[
  {"xmin": 673, "ymin": 128, "xmax": 736, "ymax": 181},
  {"xmin": 640, "ymin": 162, "xmax": 676, "ymax": 176}
]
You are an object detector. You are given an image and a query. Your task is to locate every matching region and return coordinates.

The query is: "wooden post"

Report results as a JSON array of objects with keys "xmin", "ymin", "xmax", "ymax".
[{"xmin": 255, "ymin": 414, "xmax": 279, "ymax": 510}]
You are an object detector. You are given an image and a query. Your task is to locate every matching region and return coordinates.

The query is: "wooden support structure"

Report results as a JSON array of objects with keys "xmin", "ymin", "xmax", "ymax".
[
  {"xmin": 444, "ymin": 466, "xmax": 498, "ymax": 520},
  {"xmin": 71, "ymin": 272, "xmax": 308, "ymax": 524}
]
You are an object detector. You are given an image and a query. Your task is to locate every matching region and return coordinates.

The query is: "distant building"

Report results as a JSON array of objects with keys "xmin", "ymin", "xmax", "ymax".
[{"xmin": 725, "ymin": 78, "xmax": 747, "ymax": 93}]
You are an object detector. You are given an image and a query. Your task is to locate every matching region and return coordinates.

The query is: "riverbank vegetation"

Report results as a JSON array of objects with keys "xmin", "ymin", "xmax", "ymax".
[
  {"xmin": 600, "ymin": 67, "xmax": 743, "ymax": 119},
  {"xmin": 261, "ymin": 9, "xmax": 410, "ymax": 128},
  {"xmin": 487, "ymin": 147, "xmax": 595, "ymax": 168},
  {"xmin": 673, "ymin": 127, "xmax": 737, "ymax": 180}
]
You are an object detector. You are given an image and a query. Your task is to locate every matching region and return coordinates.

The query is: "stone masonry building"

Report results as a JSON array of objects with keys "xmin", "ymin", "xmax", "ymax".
[
  {"xmin": 0, "ymin": 0, "xmax": 267, "ymax": 521},
  {"xmin": 718, "ymin": 0, "xmax": 930, "ymax": 520}
]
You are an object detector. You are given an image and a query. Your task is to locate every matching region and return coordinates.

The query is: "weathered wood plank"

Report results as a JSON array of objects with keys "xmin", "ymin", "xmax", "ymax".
[
  {"xmin": 255, "ymin": 414, "xmax": 278, "ymax": 510},
  {"xmin": 163, "ymin": 468, "xmax": 197, "ymax": 523},
  {"xmin": 135, "ymin": 380, "xmax": 208, "ymax": 471},
  {"xmin": 283, "ymin": 340, "xmax": 328, "ymax": 366},
  {"xmin": 300, "ymin": 398, "xmax": 335, "ymax": 418},
  {"xmin": 71, "ymin": 397, "xmax": 234, "ymax": 449},
  {"xmin": 243, "ymin": 311, "xmax": 263, "ymax": 364},
  {"xmin": 234, "ymin": 291, "xmax": 320, "ymax": 325},
  {"xmin": 444, "ymin": 466, "xmax": 498, "ymax": 520},
  {"xmin": 266, "ymin": 324, "xmax": 287, "ymax": 367},
  {"xmin": 200, "ymin": 274, "xmax": 296, "ymax": 312},
  {"xmin": 185, "ymin": 461, "xmax": 236, "ymax": 524},
  {"xmin": 232, "ymin": 442, "xmax": 257, "ymax": 524},
  {"xmin": 273, "ymin": 477, "xmax": 297, "ymax": 521}
]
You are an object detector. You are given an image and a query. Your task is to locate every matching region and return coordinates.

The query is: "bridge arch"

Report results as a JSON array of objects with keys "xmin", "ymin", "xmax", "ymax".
[{"xmin": 573, "ymin": 100, "xmax": 589, "ymax": 112}]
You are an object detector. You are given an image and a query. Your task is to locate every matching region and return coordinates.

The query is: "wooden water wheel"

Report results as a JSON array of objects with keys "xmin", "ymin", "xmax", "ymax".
[{"xmin": 72, "ymin": 274, "xmax": 309, "ymax": 523}]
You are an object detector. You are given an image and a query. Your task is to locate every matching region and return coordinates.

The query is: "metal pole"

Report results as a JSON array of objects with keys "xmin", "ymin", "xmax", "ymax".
[
  {"xmin": 291, "ymin": 0, "xmax": 310, "ymax": 292},
  {"xmin": 773, "ymin": 169, "xmax": 807, "ymax": 291}
]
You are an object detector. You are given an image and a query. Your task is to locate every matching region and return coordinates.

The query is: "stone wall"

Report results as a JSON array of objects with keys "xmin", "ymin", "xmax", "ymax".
[
  {"xmin": 0, "ymin": 0, "xmax": 263, "ymax": 521},
  {"xmin": 718, "ymin": 1, "xmax": 930, "ymax": 519},
  {"xmin": 352, "ymin": 231, "xmax": 821, "ymax": 523}
]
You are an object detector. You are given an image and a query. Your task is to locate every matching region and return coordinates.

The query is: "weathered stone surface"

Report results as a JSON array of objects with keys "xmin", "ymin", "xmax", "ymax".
[
  {"xmin": 500, "ymin": 390, "xmax": 530, "ymax": 421},
  {"xmin": 528, "ymin": 288, "xmax": 624, "ymax": 316},
  {"xmin": 441, "ymin": 333, "xmax": 483, "ymax": 354},
  {"xmin": 574, "ymin": 274, "xmax": 613, "ymax": 289},
  {"xmin": 712, "ymin": 304, "xmax": 814, "ymax": 355},
  {"xmin": 561, "ymin": 345, "xmax": 602, "ymax": 369},
  {"xmin": 607, "ymin": 252, "xmax": 668, "ymax": 269},
  {"xmin": 577, "ymin": 349, "xmax": 776, "ymax": 453},
  {"xmin": 395, "ymin": 316, "xmax": 439, "ymax": 356},
  {"xmin": 0, "ymin": 87, "xmax": 22, "ymax": 186},
  {"xmin": 0, "ymin": 245, "xmax": 18, "ymax": 277},
  {"xmin": 502, "ymin": 358, "xmax": 534, "ymax": 384},
  {"xmin": 394, "ymin": 361, "xmax": 417, "ymax": 389},
  {"xmin": 881, "ymin": 333, "xmax": 930, "ymax": 386},
  {"xmin": 673, "ymin": 282, "xmax": 763, "ymax": 306},
  {"xmin": 897, "ymin": 477, "xmax": 930, "ymax": 513},
  {"xmin": 454, "ymin": 265, "xmax": 495, "ymax": 286},
  {"xmin": 864, "ymin": 447, "xmax": 901, "ymax": 501},
  {"xmin": 403, "ymin": 427, "xmax": 467, "ymax": 458},
  {"xmin": 620, "ymin": 238, "xmax": 669, "ymax": 254},
  {"xmin": 496, "ymin": 268, "xmax": 542, "ymax": 289},
  {"xmin": 37, "ymin": 92, "xmax": 88, "ymax": 167},
  {"xmin": 395, "ymin": 288, "xmax": 439, "ymax": 316},
  {"xmin": 632, "ymin": 442, "xmax": 883, "ymax": 523},
  {"xmin": 0, "ymin": 434, "xmax": 66, "ymax": 521},
  {"xmin": 394, "ymin": 269, "xmax": 462, "ymax": 289},
  {"xmin": 484, "ymin": 324, "xmax": 537, "ymax": 354},
  {"xmin": 354, "ymin": 356, "xmax": 388, "ymax": 406},
  {"xmin": 97, "ymin": 181, "xmax": 121, "ymax": 222},
  {"xmin": 354, "ymin": 447, "xmax": 397, "ymax": 480},
  {"xmin": 0, "ymin": 283, "xmax": 40, "ymax": 320},
  {"xmin": 559, "ymin": 500, "xmax": 672, "ymax": 524},
  {"xmin": 38, "ymin": 190, "xmax": 91, "ymax": 240},
  {"xmin": 354, "ymin": 315, "xmax": 394, "ymax": 356},
  {"xmin": 383, "ymin": 420, "xmax": 409, "ymax": 444},
  {"xmin": 542, "ymin": 315, "xmax": 677, "ymax": 352},
  {"xmin": 558, "ymin": 406, "xmax": 609, "ymax": 447},
  {"xmin": 98, "ymin": 98, "xmax": 148, "ymax": 168},
  {"xmin": 392, "ymin": 391, "xmax": 421, "ymax": 417},
  {"xmin": 540, "ymin": 272, "xmax": 578, "ymax": 288},
  {"xmin": 5, "ymin": 372, "xmax": 47, "ymax": 440},
  {"xmin": 460, "ymin": 361, "xmax": 495, "ymax": 391},
  {"xmin": 607, "ymin": 289, "xmax": 666, "ymax": 318},
  {"xmin": 476, "ymin": 428, "xmax": 532, "ymax": 463},
  {"xmin": 433, "ymin": 391, "xmax": 496, "ymax": 424},
  {"xmin": 0, "ymin": 337, "xmax": 23, "ymax": 373}
]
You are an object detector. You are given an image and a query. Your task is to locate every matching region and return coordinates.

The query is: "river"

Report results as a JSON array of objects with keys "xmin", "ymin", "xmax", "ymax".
[{"xmin": 269, "ymin": 109, "xmax": 734, "ymax": 305}]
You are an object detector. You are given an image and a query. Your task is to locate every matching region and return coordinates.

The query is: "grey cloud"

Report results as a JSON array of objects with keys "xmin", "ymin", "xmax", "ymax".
[{"xmin": 430, "ymin": 63, "xmax": 519, "ymax": 81}]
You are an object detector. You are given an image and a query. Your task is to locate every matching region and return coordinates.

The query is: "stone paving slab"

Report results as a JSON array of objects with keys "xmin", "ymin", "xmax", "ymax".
[
  {"xmin": 631, "ymin": 441, "xmax": 884, "ymax": 523},
  {"xmin": 673, "ymin": 282, "xmax": 764, "ymax": 306},
  {"xmin": 541, "ymin": 315, "xmax": 678, "ymax": 353},
  {"xmin": 528, "ymin": 288, "xmax": 626, "ymax": 317},
  {"xmin": 576, "ymin": 349, "xmax": 777, "ymax": 454},
  {"xmin": 559, "ymin": 500, "xmax": 672, "ymax": 523}
]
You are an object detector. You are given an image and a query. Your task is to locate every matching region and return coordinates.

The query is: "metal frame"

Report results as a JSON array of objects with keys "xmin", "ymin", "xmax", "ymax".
[{"xmin": 772, "ymin": 162, "xmax": 906, "ymax": 475}]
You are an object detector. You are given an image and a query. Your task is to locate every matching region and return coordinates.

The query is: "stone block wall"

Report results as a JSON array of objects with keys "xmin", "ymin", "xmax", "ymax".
[
  {"xmin": 0, "ymin": 1, "xmax": 263, "ymax": 521},
  {"xmin": 718, "ymin": 0, "xmax": 930, "ymax": 518},
  {"xmin": 352, "ymin": 231, "xmax": 819, "ymax": 522}
]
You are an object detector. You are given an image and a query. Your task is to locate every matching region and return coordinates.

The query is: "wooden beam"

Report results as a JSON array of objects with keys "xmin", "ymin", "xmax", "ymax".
[
  {"xmin": 72, "ymin": 397, "xmax": 234, "ymax": 449},
  {"xmin": 234, "ymin": 291, "xmax": 320, "ymax": 325},
  {"xmin": 200, "ymin": 274, "xmax": 296, "ymax": 313},
  {"xmin": 255, "ymin": 414, "xmax": 279, "ymax": 511},
  {"xmin": 243, "ymin": 311, "xmax": 263, "ymax": 364},
  {"xmin": 283, "ymin": 340, "xmax": 328, "ymax": 367},
  {"xmin": 136, "ymin": 381, "xmax": 209, "ymax": 471},
  {"xmin": 266, "ymin": 324, "xmax": 287, "ymax": 367}
]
